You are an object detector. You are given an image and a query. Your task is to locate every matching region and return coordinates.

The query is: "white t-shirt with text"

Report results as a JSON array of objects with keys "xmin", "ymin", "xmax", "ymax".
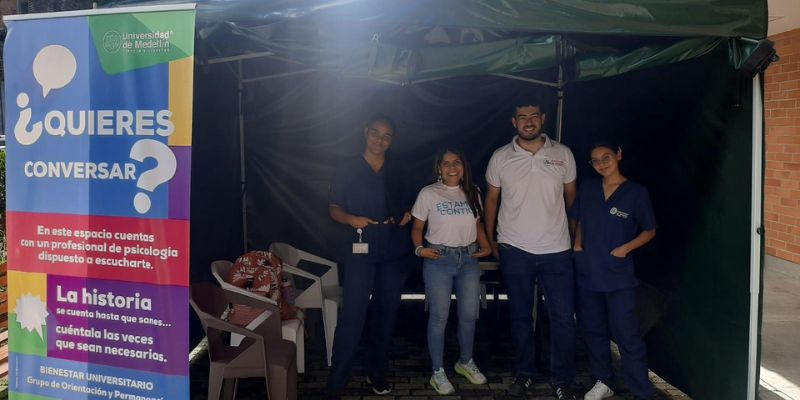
[{"xmin": 411, "ymin": 182, "xmax": 479, "ymax": 247}]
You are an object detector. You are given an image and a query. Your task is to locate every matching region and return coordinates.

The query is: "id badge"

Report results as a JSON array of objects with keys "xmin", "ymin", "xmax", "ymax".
[
  {"xmin": 352, "ymin": 242, "xmax": 369, "ymax": 254},
  {"xmin": 352, "ymin": 228, "xmax": 369, "ymax": 254}
]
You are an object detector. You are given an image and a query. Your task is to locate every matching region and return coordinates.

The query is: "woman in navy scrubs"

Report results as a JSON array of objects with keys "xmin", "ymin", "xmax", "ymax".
[
  {"xmin": 571, "ymin": 143, "xmax": 657, "ymax": 400},
  {"xmin": 326, "ymin": 114, "xmax": 412, "ymax": 398}
]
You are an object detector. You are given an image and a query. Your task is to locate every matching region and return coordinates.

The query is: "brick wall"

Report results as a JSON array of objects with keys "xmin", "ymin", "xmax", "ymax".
[
  {"xmin": 765, "ymin": 28, "xmax": 800, "ymax": 264},
  {"xmin": 0, "ymin": 0, "xmax": 18, "ymax": 30},
  {"xmin": 0, "ymin": 0, "xmax": 17, "ymax": 15}
]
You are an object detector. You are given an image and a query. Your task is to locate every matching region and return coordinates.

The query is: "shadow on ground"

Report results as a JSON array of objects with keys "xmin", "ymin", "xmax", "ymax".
[{"xmin": 190, "ymin": 299, "xmax": 688, "ymax": 399}]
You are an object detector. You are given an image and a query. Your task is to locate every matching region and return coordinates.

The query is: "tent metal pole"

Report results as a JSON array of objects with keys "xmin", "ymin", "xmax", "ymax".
[
  {"xmin": 242, "ymin": 69, "xmax": 317, "ymax": 84},
  {"xmin": 555, "ymin": 35, "xmax": 565, "ymax": 142},
  {"xmin": 238, "ymin": 60, "xmax": 249, "ymax": 252},
  {"xmin": 208, "ymin": 50, "xmax": 276, "ymax": 65},
  {"xmin": 491, "ymin": 73, "xmax": 558, "ymax": 88},
  {"xmin": 746, "ymin": 74, "xmax": 763, "ymax": 400},
  {"xmin": 556, "ymin": 64, "xmax": 564, "ymax": 142}
]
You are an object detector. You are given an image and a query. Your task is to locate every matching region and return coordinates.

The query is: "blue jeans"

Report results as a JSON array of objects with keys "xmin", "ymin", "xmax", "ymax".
[
  {"xmin": 423, "ymin": 243, "xmax": 481, "ymax": 371},
  {"xmin": 499, "ymin": 244, "xmax": 576, "ymax": 384},
  {"xmin": 327, "ymin": 256, "xmax": 407, "ymax": 391}
]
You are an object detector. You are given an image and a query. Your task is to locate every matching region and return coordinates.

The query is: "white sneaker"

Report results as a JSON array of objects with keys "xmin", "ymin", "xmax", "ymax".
[
  {"xmin": 584, "ymin": 380, "xmax": 614, "ymax": 400},
  {"xmin": 430, "ymin": 368, "xmax": 455, "ymax": 395},
  {"xmin": 454, "ymin": 359, "xmax": 487, "ymax": 385}
]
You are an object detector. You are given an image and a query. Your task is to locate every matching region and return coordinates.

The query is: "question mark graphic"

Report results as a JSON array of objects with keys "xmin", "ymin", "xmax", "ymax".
[{"xmin": 129, "ymin": 139, "xmax": 177, "ymax": 214}]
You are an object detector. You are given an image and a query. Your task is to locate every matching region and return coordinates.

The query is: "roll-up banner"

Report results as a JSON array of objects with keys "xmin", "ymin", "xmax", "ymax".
[{"xmin": 3, "ymin": 5, "xmax": 195, "ymax": 399}]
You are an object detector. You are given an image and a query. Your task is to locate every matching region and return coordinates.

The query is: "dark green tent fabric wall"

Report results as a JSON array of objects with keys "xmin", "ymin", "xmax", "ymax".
[
  {"xmin": 563, "ymin": 49, "xmax": 756, "ymax": 400},
  {"xmin": 186, "ymin": 45, "xmax": 760, "ymax": 399},
  {"xmin": 93, "ymin": 1, "xmax": 767, "ymax": 398}
]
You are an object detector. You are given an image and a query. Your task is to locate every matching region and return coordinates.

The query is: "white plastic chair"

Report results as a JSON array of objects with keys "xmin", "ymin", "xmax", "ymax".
[
  {"xmin": 211, "ymin": 260, "xmax": 306, "ymax": 374},
  {"xmin": 268, "ymin": 242, "xmax": 342, "ymax": 367}
]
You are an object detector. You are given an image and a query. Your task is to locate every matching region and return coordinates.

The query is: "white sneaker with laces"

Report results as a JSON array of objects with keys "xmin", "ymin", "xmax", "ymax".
[
  {"xmin": 584, "ymin": 380, "xmax": 614, "ymax": 400},
  {"xmin": 430, "ymin": 368, "xmax": 455, "ymax": 395},
  {"xmin": 454, "ymin": 359, "xmax": 487, "ymax": 385}
]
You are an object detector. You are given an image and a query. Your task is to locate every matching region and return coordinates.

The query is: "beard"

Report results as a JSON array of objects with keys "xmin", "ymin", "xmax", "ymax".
[{"xmin": 517, "ymin": 129, "xmax": 542, "ymax": 142}]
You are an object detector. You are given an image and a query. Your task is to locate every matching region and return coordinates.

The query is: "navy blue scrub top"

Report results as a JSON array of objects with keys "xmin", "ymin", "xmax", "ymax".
[
  {"xmin": 329, "ymin": 156, "xmax": 410, "ymax": 261},
  {"xmin": 570, "ymin": 179, "xmax": 657, "ymax": 292}
]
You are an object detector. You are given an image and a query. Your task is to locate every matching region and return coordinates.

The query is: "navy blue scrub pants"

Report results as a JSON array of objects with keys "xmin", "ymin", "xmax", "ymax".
[
  {"xmin": 499, "ymin": 244, "xmax": 576, "ymax": 384},
  {"xmin": 327, "ymin": 256, "xmax": 407, "ymax": 391},
  {"xmin": 577, "ymin": 286, "xmax": 654, "ymax": 399}
]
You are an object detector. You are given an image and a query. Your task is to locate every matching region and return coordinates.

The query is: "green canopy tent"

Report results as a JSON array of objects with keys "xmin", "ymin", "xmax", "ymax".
[{"xmin": 101, "ymin": 1, "xmax": 773, "ymax": 398}]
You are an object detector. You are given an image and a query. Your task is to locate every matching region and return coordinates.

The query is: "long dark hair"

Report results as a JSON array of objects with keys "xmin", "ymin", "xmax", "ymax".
[
  {"xmin": 591, "ymin": 141, "xmax": 621, "ymax": 153},
  {"xmin": 433, "ymin": 148, "xmax": 483, "ymax": 219}
]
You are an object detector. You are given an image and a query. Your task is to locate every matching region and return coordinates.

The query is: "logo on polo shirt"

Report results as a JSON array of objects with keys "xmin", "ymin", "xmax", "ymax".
[
  {"xmin": 543, "ymin": 159, "xmax": 565, "ymax": 167},
  {"xmin": 609, "ymin": 207, "xmax": 630, "ymax": 219}
]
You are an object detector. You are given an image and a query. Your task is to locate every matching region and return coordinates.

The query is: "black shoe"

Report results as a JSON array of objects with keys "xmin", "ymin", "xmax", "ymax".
[
  {"xmin": 507, "ymin": 375, "xmax": 534, "ymax": 397},
  {"xmin": 366, "ymin": 376, "xmax": 391, "ymax": 395},
  {"xmin": 552, "ymin": 383, "xmax": 577, "ymax": 400}
]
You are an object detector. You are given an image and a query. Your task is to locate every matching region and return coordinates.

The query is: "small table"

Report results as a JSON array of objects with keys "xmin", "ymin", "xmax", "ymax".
[
  {"xmin": 479, "ymin": 260, "xmax": 499, "ymax": 271},
  {"xmin": 478, "ymin": 260, "xmax": 501, "ymax": 311}
]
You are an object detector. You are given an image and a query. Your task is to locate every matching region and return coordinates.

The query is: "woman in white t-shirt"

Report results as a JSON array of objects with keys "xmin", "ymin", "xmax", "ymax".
[{"xmin": 411, "ymin": 148, "xmax": 492, "ymax": 395}]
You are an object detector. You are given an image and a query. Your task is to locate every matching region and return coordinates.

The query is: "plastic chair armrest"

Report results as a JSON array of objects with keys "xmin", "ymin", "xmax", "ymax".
[
  {"xmin": 283, "ymin": 263, "xmax": 320, "ymax": 281},
  {"xmin": 205, "ymin": 316, "xmax": 266, "ymax": 340},
  {"xmin": 222, "ymin": 286, "xmax": 280, "ymax": 309}
]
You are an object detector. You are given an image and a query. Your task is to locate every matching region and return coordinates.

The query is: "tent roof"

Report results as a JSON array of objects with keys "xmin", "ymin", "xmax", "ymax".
[
  {"xmin": 107, "ymin": 0, "xmax": 767, "ymax": 38},
  {"xmin": 103, "ymin": 0, "xmax": 768, "ymax": 83}
]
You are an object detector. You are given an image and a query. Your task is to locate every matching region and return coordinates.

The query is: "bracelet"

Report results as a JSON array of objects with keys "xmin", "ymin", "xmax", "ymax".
[{"xmin": 414, "ymin": 245, "xmax": 424, "ymax": 257}]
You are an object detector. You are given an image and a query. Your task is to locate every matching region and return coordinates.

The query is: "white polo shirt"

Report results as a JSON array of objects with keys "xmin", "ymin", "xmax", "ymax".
[{"xmin": 485, "ymin": 134, "xmax": 576, "ymax": 254}]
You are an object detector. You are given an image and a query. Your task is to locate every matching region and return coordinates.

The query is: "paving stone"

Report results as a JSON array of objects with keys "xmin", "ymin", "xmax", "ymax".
[
  {"xmin": 412, "ymin": 389, "xmax": 444, "ymax": 396},
  {"xmin": 393, "ymin": 383, "xmax": 426, "ymax": 390},
  {"xmin": 189, "ymin": 301, "xmax": 692, "ymax": 399},
  {"xmin": 488, "ymin": 383, "xmax": 509, "ymax": 390},
  {"xmin": 410, "ymin": 376, "xmax": 431, "ymax": 383}
]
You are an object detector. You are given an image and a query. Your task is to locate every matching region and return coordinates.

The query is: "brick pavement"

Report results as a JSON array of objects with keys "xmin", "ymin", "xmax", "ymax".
[{"xmin": 190, "ymin": 300, "xmax": 690, "ymax": 399}]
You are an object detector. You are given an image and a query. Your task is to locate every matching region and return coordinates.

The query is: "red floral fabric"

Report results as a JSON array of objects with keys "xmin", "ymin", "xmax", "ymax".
[{"xmin": 227, "ymin": 250, "xmax": 299, "ymax": 322}]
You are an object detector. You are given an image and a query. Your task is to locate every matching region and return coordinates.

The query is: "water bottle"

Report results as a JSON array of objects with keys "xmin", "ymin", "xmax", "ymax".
[{"xmin": 280, "ymin": 277, "xmax": 296, "ymax": 305}]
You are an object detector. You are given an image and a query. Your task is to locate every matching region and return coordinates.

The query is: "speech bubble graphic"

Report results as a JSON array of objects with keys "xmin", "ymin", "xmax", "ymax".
[
  {"xmin": 33, "ymin": 45, "xmax": 77, "ymax": 98},
  {"xmin": 15, "ymin": 293, "xmax": 49, "ymax": 340},
  {"xmin": 130, "ymin": 139, "xmax": 177, "ymax": 214}
]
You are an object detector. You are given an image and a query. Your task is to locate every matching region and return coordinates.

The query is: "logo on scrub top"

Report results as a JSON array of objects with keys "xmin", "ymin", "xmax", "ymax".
[{"xmin": 609, "ymin": 207, "xmax": 629, "ymax": 219}]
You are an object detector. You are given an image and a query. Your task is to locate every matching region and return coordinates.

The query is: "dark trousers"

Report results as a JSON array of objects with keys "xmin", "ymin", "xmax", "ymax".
[
  {"xmin": 577, "ymin": 285, "xmax": 654, "ymax": 399},
  {"xmin": 499, "ymin": 244, "xmax": 576, "ymax": 384},
  {"xmin": 327, "ymin": 256, "xmax": 407, "ymax": 391}
]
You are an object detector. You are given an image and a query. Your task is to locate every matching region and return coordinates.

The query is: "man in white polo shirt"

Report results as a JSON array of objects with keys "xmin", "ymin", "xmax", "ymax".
[{"xmin": 484, "ymin": 97, "xmax": 577, "ymax": 400}]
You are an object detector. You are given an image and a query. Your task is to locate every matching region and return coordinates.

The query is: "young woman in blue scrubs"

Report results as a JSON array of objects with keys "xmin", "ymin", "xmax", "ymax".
[
  {"xmin": 327, "ymin": 114, "xmax": 413, "ymax": 398},
  {"xmin": 410, "ymin": 149, "xmax": 492, "ymax": 395},
  {"xmin": 571, "ymin": 143, "xmax": 657, "ymax": 400}
]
